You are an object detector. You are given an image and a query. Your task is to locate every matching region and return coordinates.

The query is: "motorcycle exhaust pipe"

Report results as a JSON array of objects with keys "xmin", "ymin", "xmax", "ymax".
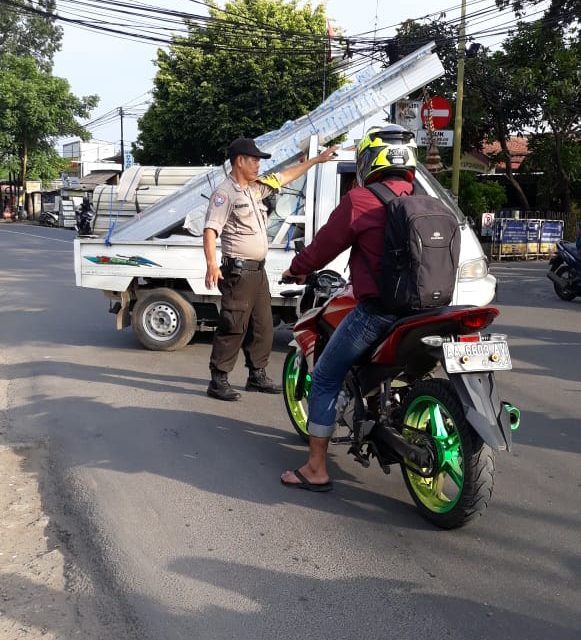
[{"xmin": 502, "ymin": 402, "xmax": 520, "ymax": 431}]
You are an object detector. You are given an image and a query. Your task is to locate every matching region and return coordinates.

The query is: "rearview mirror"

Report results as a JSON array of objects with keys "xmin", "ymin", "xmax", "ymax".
[{"xmin": 294, "ymin": 240, "xmax": 305, "ymax": 254}]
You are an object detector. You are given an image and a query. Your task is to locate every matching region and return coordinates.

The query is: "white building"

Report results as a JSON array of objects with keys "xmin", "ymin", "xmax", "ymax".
[{"xmin": 62, "ymin": 139, "xmax": 122, "ymax": 178}]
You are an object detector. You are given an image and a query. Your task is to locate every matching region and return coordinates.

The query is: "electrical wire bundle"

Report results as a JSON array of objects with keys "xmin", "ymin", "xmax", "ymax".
[
  {"xmin": 1, "ymin": 0, "xmax": 554, "ymax": 73},
  {"xmin": 0, "ymin": 0, "xmax": 554, "ymax": 134}
]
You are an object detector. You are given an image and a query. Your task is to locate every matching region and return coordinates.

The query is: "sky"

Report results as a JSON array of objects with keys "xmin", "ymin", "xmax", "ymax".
[{"xmin": 51, "ymin": 0, "xmax": 547, "ymax": 150}]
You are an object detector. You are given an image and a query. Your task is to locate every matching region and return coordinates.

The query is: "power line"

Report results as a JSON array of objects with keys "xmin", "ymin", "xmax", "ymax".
[
  {"xmin": 3, "ymin": 0, "xmax": 555, "ymax": 62},
  {"xmin": 4, "ymin": 0, "xmax": 560, "ymax": 139}
]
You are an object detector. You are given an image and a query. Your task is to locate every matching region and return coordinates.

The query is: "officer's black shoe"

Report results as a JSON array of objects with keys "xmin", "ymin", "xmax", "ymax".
[
  {"xmin": 246, "ymin": 368, "xmax": 282, "ymax": 394},
  {"xmin": 207, "ymin": 370, "xmax": 241, "ymax": 401}
]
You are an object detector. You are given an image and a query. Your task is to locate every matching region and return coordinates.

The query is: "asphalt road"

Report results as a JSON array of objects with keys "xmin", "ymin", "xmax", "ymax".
[{"xmin": 1, "ymin": 223, "xmax": 579, "ymax": 639}]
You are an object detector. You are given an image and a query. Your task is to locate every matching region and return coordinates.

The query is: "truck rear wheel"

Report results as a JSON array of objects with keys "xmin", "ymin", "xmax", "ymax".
[{"xmin": 131, "ymin": 288, "xmax": 196, "ymax": 351}]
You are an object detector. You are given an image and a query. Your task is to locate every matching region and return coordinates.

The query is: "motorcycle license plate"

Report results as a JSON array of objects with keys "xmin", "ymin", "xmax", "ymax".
[{"xmin": 443, "ymin": 340, "xmax": 512, "ymax": 374}]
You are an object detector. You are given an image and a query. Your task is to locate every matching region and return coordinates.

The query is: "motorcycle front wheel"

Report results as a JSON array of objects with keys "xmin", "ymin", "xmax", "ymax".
[
  {"xmin": 553, "ymin": 264, "xmax": 576, "ymax": 301},
  {"xmin": 282, "ymin": 348, "xmax": 311, "ymax": 442},
  {"xmin": 400, "ymin": 379, "xmax": 495, "ymax": 529}
]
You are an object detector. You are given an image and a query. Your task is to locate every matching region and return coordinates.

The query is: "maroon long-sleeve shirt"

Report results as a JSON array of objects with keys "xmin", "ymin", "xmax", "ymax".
[{"xmin": 290, "ymin": 178, "xmax": 414, "ymax": 301}]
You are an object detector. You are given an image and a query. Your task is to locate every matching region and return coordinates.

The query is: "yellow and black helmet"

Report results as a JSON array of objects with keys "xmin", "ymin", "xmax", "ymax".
[{"xmin": 356, "ymin": 125, "xmax": 417, "ymax": 186}]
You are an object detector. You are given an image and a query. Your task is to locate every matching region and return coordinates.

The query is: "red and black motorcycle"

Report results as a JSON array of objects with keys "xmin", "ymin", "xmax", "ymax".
[{"xmin": 281, "ymin": 271, "xmax": 520, "ymax": 529}]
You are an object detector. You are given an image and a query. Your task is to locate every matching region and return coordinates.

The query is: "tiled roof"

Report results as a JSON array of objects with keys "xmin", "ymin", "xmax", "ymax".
[{"xmin": 482, "ymin": 136, "xmax": 529, "ymax": 170}]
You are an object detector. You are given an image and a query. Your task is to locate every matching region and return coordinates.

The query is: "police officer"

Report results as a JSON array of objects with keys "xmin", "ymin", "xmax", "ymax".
[{"xmin": 204, "ymin": 137, "xmax": 337, "ymax": 401}]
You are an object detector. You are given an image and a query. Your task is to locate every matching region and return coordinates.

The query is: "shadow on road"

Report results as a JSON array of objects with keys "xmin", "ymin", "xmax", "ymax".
[
  {"xmin": 2, "ymin": 551, "xmax": 579, "ymax": 640},
  {"xmin": 10, "ymin": 391, "xmax": 429, "ymax": 530}
]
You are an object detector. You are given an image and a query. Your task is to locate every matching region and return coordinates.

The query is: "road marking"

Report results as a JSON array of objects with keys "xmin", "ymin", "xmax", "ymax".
[{"xmin": 0, "ymin": 229, "xmax": 73, "ymax": 244}]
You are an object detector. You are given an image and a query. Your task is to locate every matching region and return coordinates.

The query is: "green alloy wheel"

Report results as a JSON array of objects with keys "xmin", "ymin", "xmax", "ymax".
[
  {"xmin": 282, "ymin": 349, "xmax": 311, "ymax": 442},
  {"xmin": 401, "ymin": 379, "xmax": 495, "ymax": 529}
]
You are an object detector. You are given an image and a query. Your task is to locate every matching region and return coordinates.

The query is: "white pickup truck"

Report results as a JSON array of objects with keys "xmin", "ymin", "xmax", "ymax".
[{"xmin": 73, "ymin": 141, "xmax": 496, "ymax": 350}]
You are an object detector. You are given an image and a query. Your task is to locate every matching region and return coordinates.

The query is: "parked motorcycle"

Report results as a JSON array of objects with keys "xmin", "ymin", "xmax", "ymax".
[
  {"xmin": 281, "ymin": 271, "xmax": 520, "ymax": 529},
  {"xmin": 547, "ymin": 240, "xmax": 581, "ymax": 301},
  {"xmin": 39, "ymin": 210, "xmax": 59, "ymax": 227},
  {"xmin": 75, "ymin": 197, "xmax": 96, "ymax": 237}
]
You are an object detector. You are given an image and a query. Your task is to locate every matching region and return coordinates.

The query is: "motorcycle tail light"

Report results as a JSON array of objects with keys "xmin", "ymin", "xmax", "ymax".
[
  {"xmin": 460, "ymin": 308, "xmax": 499, "ymax": 331},
  {"xmin": 458, "ymin": 334, "xmax": 480, "ymax": 342}
]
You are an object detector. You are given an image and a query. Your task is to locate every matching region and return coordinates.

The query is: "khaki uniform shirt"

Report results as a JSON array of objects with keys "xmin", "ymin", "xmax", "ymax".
[{"xmin": 204, "ymin": 173, "xmax": 282, "ymax": 261}]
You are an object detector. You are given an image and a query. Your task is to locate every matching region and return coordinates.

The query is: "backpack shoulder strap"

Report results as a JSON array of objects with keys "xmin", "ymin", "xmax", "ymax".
[
  {"xmin": 359, "ymin": 183, "xmax": 397, "ymax": 295},
  {"xmin": 367, "ymin": 182, "xmax": 396, "ymax": 208}
]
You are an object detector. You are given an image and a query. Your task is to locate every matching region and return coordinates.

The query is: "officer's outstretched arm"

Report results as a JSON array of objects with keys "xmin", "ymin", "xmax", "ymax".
[{"xmin": 278, "ymin": 146, "xmax": 339, "ymax": 187}]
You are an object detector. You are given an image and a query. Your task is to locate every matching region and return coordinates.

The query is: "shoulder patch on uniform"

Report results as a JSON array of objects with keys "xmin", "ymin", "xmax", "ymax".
[
  {"xmin": 213, "ymin": 192, "xmax": 227, "ymax": 207},
  {"xmin": 256, "ymin": 173, "xmax": 282, "ymax": 191}
]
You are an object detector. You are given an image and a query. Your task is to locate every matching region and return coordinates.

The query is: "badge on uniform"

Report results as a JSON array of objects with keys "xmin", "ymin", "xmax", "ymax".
[{"xmin": 213, "ymin": 193, "xmax": 226, "ymax": 207}]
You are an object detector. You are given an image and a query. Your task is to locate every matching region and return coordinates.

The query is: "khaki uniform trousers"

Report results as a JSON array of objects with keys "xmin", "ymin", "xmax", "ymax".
[{"xmin": 210, "ymin": 266, "xmax": 273, "ymax": 373}]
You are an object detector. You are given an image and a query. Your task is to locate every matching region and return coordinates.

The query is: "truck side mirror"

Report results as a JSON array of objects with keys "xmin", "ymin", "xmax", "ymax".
[{"xmin": 294, "ymin": 240, "xmax": 305, "ymax": 254}]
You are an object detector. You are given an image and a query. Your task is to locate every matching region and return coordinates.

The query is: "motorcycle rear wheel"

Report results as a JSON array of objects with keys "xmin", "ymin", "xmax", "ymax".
[
  {"xmin": 282, "ymin": 348, "xmax": 311, "ymax": 442},
  {"xmin": 553, "ymin": 265, "xmax": 576, "ymax": 301},
  {"xmin": 400, "ymin": 379, "xmax": 495, "ymax": 529}
]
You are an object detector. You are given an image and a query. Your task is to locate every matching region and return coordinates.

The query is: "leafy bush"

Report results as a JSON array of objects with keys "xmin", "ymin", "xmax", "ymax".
[{"xmin": 438, "ymin": 171, "xmax": 507, "ymax": 228}]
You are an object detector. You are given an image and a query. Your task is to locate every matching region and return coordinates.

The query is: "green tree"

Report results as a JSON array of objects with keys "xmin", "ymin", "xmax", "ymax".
[
  {"xmin": 464, "ymin": 48, "xmax": 533, "ymax": 209},
  {"xmin": 389, "ymin": 20, "xmax": 494, "ymax": 156},
  {"xmin": 0, "ymin": 55, "xmax": 98, "ymax": 186},
  {"xmin": 501, "ymin": 22, "xmax": 580, "ymax": 213},
  {"xmin": 439, "ymin": 171, "xmax": 507, "ymax": 224},
  {"xmin": 393, "ymin": 20, "xmax": 459, "ymax": 100},
  {"xmin": 134, "ymin": 0, "xmax": 344, "ymax": 165},
  {"xmin": 496, "ymin": 0, "xmax": 580, "ymax": 27},
  {"xmin": 0, "ymin": 0, "xmax": 62, "ymax": 71},
  {"xmin": 526, "ymin": 136, "xmax": 581, "ymax": 237}
]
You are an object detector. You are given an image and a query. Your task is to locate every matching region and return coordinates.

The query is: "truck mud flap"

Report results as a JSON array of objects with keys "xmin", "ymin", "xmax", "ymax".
[
  {"xmin": 449, "ymin": 372, "xmax": 512, "ymax": 451},
  {"xmin": 108, "ymin": 290, "xmax": 131, "ymax": 330}
]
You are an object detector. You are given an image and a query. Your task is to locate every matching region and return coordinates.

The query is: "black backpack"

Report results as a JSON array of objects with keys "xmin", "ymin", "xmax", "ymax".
[{"xmin": 366, "ymin": 182, "xmax": 461, "ymax": 314}]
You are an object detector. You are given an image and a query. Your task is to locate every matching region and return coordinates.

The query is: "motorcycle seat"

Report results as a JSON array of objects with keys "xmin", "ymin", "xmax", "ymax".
[
  {"xmin": 359, "ymin": 305, "xmax": 477, "ymax": 366},
  {"xmin": 385, "ymin": 305, "xmax": 476, "ymax": 336}
]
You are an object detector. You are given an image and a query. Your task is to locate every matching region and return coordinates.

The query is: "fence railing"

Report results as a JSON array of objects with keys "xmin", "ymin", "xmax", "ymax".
[{"xmin": 491, "ymin": 218, "xmax": 564, "ymax": 260}]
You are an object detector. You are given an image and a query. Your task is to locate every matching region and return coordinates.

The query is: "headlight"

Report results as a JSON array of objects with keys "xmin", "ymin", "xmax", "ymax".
[{"xmin": 459, "ymin": 257, "xmax": 488, "ymax": 281}]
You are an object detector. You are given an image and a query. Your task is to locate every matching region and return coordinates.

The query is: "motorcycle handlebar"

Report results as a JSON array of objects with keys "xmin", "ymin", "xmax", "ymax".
[
  {"xmin": 279, "ymin": 275, "xmax": 303, "ymax": 285},
  {"xmin": 279, "ymin": 273, "xmax": 318, "ymax": 286}
]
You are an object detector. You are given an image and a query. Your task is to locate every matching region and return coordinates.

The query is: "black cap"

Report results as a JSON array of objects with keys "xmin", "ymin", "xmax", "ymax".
[{"xmin": 228, "ymin": 137, "xmax": 271, "ymax": 161}]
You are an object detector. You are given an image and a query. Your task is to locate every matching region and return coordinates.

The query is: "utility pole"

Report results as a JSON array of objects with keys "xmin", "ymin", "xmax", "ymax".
[
  {"xmin": 451, "ymin": 0, "xmax": 467, "ymax": 196},
  {"xmin": 322, "ymin": 48, "xmax": 327, "ymax": 102},
  {"xmin": 119, "ymin": 106, "xmax": 125, "ymax": 172}
]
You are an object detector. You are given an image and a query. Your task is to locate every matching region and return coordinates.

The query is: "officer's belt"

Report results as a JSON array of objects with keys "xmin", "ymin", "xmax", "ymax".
[{"xmin": 222, "ymin": 257, "xmax": 265, "ymax": 271}]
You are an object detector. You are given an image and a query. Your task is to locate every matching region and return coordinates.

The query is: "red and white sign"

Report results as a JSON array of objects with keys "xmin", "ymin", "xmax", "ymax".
[
  {"xmin": 421, "ymin": 96, "xmax": 452, "ymax": 130},
  {"xmin": 481, "ymin": 212, "xmax": 495, "ymax": 237}
]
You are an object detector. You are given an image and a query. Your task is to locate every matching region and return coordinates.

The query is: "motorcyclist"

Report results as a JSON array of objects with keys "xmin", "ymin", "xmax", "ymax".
[
  {"xmin": 280, "ymin": 125, "xmax": 417, "ymax": 492},
  {"xmin": 76, "ymin": 196, "xmax": 95, "ymax": 236}
]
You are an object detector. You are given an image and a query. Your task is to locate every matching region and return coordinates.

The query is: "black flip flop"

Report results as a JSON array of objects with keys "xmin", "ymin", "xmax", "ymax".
[{"xmin": 281, "ymin": 469, "xmax": 333, "ymax": 493}]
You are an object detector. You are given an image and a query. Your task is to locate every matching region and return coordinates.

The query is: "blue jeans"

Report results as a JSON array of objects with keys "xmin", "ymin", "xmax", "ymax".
[{"xmin": 308, "ymin": 303, "xmax": 397, "ymax": 438}]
